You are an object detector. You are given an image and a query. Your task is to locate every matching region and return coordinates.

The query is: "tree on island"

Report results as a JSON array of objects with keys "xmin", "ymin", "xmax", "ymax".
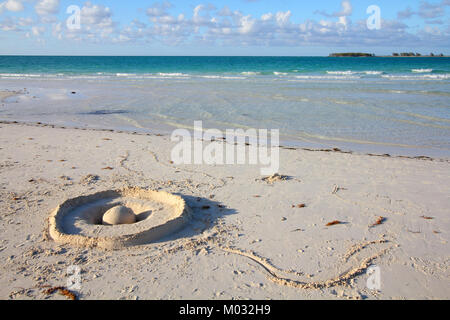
[{"xmin": 329, "ymin": 53, "xmax": 374, "ymax": 57}]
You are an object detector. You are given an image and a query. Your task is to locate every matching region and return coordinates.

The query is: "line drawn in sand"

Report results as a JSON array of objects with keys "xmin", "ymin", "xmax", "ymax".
[{"xmin": 46, "ymin": 185, "xmax": 396, "ymax": 292}]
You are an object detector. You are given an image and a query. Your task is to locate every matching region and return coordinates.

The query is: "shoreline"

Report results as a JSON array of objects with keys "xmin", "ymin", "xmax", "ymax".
[
  {"xmin": 2, "ymin": 68, "xmax": 449, "ymax": 161},
  {"xmin": 1, "ymin": 119, "xmax": 447, "ymax": 163}
]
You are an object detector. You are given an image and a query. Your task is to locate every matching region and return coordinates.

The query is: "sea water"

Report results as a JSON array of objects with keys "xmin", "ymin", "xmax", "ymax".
[{"xmin": 0, "ymin": 56, "xmax": 449, "ymax": 157}]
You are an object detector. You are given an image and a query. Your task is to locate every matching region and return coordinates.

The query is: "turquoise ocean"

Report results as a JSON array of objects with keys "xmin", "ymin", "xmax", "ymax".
[{"xmin": 0, "ymin": 56, "xmax": 449, "ymax": 157}]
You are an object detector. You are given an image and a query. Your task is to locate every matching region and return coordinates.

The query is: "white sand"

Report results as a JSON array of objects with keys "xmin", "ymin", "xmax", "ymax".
[{"xmin": 0, "ymin": 121, "xmax": 448, "ymax": 300}]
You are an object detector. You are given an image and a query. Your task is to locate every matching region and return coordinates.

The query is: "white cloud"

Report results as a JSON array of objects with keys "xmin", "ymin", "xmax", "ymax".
[
  {"xmin": 341, "ymin": 0, "xmax": 353, "ymax": 16},
  {"xmin": 218, "ymin": 6, "xmax": 233, "ymax": 17},
  {"xmin": 315, "ymin": 0, "xmax": 352, "ymax": 18},
  {"xmin": 81, "ymin": 2, "xmax": 113, "ymax": 27},
  {"xmin": 54, "ymin": 2, "xmax": 117, "ymax": 42},
  {"xmin": 418, "ymin": 0, "xmax": 450, "ymax": 20},
  {"xmin": 397, "ymin": 0, "xmax": 450, "ymax": 22},
  {"xmin": 397, "ymin": 7, "xmax": 415, "ymax": 19},
  {"xmin": 261, "ymin": 13, "xmax": 273, "ymax": 21},
  {"xmin": 31, "ymin": 25, "xmax": 45, "ymax": 36},
  {"xmin": 276, "ymin": 11, "xmax": 291, "ymax": 26},
  {"xmin": 0, "ymin": 0, "xmax": 449, "ymax": 50},
  {"xmin": 238, "ymin": 15, "xmax": 255, "ymax": 34},
  {"xmin": 146, "ymin": 1, "xmax": 173, "ymax": 17},
  {"xmin": 35, "ymin": 0, "xmax": 59, "ymax": 16},
  {"xmin": 0, "ymin": 0, "xmax": 24, "ymax": 13},
  {"xmin": 314, "ymin": 0, "xmax": 352, "ymax": 29}
]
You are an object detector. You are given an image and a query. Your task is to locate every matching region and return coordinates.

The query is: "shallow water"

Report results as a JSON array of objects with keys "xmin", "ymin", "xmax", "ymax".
[{"xmin": 1, "ymin": 56, "xmax": 449, "ymax": 157}]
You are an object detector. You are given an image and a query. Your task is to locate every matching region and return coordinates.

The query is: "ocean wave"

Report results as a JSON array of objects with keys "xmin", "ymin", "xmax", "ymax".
[
  {"xmin": 327, "ymin": 70, "xmax": 385, "ymax": 76},
  {"xmin": 326, "ymin": 71, "xmax": 354, "ymax": 75},
  {"xmin": 0, "ymin": 73, "xmax": 42, "ymax": 78},
  {"xmin": 363, "ymin": 71, "xmax": 384, "ymax": 75},
  {"xmin": 116, "ymin": 73, "xmax": 137, "ymax": 77},
  {"xmin": 241, "ymin": 71, "xmax": 261, "ymax": 76},
  {"xmin": 412, "ymin": 69, "xmax": 433, "ymax": 73},
  {"xmin": 200, "ymin": 75, "xmax": 245, "ymax": 80},
  {"xmin": 294, "ymin": 75, "xmax": 361, "ymax": 80},
  {"xmin": 157, "ymin": 73, "xmax": 190, "ymax": 77},
  {"xmin": 273, "ymin": 72, "xmax": 289, "ymax": 76},
  {"xmin": 389, "ymin": 90, "xmax": 407, "ymax": 94},
  {"xmin": 382, "ymin": 74, "xmax": 450, "ymax": 80},
  {"xmin": 67, "ymin": 75, "xmax": 106, "ymax": 80}
]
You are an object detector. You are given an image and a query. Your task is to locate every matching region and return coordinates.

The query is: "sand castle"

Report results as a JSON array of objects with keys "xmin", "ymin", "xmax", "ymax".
[{"xmin": 48, "ymin": 187, "xmax": 192, "ymax": 250}]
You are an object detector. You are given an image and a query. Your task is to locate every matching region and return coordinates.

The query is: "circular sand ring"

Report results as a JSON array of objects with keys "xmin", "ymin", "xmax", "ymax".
[{"xmin": 48, "ymin": 187, "xmax": 191, "ymax": 250}]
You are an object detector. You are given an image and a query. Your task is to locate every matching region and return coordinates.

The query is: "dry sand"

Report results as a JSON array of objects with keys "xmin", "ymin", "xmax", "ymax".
[{"xmin": 0, "ymin": 121, "xmax": 448, "ymax": 300}]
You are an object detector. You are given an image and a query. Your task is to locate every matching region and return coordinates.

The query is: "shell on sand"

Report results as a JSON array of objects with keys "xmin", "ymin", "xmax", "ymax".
[{"xmin": 48, "ymin": 187, "xmax": 191, "ymax": 250}]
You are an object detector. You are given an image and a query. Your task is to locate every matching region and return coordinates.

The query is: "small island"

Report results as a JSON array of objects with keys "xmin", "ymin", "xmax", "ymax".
[
  {"xmin": 329, "ymin": 53, "xmax": 375, "ymax": 57},
  {"xmin": 329, "ymin": 52, "xmax": 448, "ymax": 57},
  {"xmin": 390, "ymin": 52, "xmax": 446, "ymax": 57}
]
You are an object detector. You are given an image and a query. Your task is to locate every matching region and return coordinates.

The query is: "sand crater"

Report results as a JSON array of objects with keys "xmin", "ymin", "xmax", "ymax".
[{"xmin": 48, "ymin": 187, "xmax": 191, "ymax": 249}]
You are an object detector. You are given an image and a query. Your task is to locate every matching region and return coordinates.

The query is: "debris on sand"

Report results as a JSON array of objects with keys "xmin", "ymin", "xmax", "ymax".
[
  {"xmin": 332, "ymin": 185, "xmax": 347, "ymax": 194},
  {"xmin": 261, "ymin": 173, "xmax": 290, "ymax": 184},
  {"xmin": 326, "ymin": 220, "xmax": 343, "ymax": 227},
  {"xmin": 80, "ymin": 174, "xmax": 100, "ymax": 185},
  {"xmin": 42, "ymin": 286, "xmax": 77, "ymax": 300},
  {"xmin": 370, "ymin": 216, "xmax": 386, "ymax": 228}
]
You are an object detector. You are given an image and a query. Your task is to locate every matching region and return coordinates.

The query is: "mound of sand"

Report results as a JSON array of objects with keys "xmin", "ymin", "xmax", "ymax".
[
  {"xmin": 48, "ymin": 187, "xmax": 191, "ymax": 250},
  {"xmin": 102, "ymin": 206, "xmax": 136, "ymax": 225}
]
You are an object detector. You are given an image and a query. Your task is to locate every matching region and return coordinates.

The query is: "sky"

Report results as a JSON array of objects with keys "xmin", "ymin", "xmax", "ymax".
[{"xmin": 0, "ymin": 0, "xmax": 449, "ymax": 55}]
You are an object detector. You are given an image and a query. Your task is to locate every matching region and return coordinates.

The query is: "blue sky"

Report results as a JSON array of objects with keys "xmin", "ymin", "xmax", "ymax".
[{"xmin": 0, "ymin": 0, "xmax": 449, "ymax": 55}]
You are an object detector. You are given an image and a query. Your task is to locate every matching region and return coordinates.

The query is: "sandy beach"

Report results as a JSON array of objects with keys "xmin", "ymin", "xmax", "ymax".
[
  {"xmin": 0, "ymin": 120, "xmax": 448, "ymax": 300},
  {"xmin": 1, "ymin": 0, "xmax": 449, "ymax": 304}
]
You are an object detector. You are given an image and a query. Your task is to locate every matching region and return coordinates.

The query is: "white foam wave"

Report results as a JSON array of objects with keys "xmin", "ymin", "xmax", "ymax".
[
  {"xmin": 201, "ymin": 75, "xmax": 245, "ymax": 80},
  {"xmin": 241, "ymin": 71, "xmax": 261, "ymax": 76},
  {"xmin": 327, "ymin": 70, "xmax": 384, "ymax": 76},
  {"xmin": 295, "ymin": 75, "xmax": 361, "ymax": 80},
  {"xmin": 116, "ymin": 73, "xmax": 137, "ymax": 77},
  {"xmin": 364, "ymin": 71, "xmax": 384, "ymax": 75},
  {"xmin": 326, "ymin": 71, "xmax": 354, "ymax": 75},
  {"xmin": 412, "ymin": 69, "xmax": 433, "ymax": 73},
  {"xmin": 157, "ymin": 73, "xmax": 190, "ymax": 77},
  {"xmin": 382, "ymin": 74, "xmax": 450, "ymax": 80},
  {"xmin": 0, "ymin": 73, "xmax": 42, "ymax": 78},
  {"xmin": 389, "ymin": 90, "xmax": 407, "ymax": 94}
]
